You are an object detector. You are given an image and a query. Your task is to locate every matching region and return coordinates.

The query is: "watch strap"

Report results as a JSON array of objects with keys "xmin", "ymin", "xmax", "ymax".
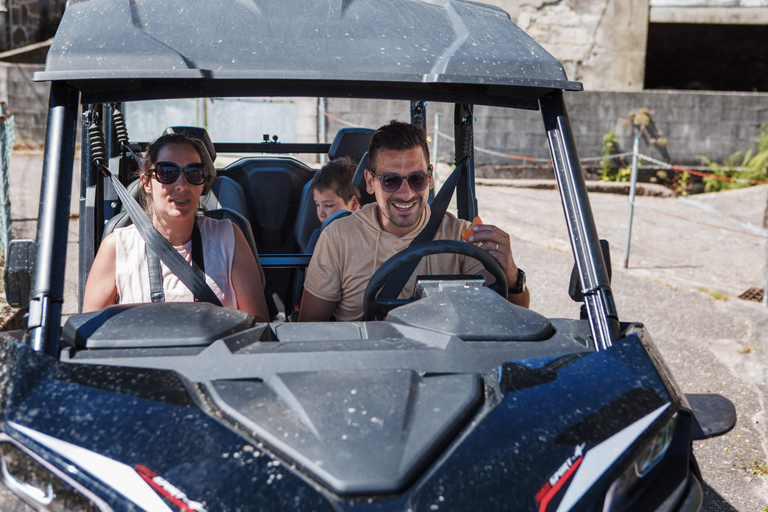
[{"xmin": 508, "ymin": 268, "xmax": 526, "ymax": 294}]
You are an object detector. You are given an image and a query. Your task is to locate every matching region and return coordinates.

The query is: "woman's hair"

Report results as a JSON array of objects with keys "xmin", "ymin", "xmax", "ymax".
[{"xmin": 135, "ymin": 131, "xmax": 217, "ymax": 211}]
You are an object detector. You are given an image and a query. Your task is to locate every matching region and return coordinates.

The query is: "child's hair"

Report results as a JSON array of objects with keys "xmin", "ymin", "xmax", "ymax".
[{"xmin": 310, "ymin": 156, "xmax": 361, "ymax": 203}]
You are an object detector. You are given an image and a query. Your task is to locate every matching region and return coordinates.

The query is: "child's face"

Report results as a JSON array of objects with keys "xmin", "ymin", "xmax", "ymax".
[{"xmin": 313, "ymin": 188, "xmax": 357, "ymax": 223}]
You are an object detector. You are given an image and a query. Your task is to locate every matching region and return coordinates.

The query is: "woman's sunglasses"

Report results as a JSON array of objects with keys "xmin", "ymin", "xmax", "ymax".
[
  {"xmin": 150, "ymin": 161, "xmax": 209, "ymax": 186},
  {"xmin": 370, "ymin": 170, "xmax": 432, "ymax": 193}
]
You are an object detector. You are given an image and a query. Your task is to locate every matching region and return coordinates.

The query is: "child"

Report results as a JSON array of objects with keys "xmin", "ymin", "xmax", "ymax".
[
  {"xmin": 293, "ymin": 156, "xmax": 361, "ymax": 320},
  {"xmin": 307, "ymin": 156, "xmax": 360, "ymax": 252}
]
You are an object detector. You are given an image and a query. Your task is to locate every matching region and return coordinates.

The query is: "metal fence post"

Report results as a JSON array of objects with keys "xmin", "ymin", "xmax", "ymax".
[
  {"xmin": 623, "ymin": 135, "xmax": 640, "ymax": 269},
  {"xmin": 0, "ymin": 102, "xmax": 15, "ymax": 259},
  {"xmin": 318, "ymin": 97, "xmax": 327, "ymax": 166}
]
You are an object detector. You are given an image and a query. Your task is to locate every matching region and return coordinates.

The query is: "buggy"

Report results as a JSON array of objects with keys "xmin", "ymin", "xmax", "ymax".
[{"xmin": 0, "ymin": 1, "xmax": 734, "ymax": 510}]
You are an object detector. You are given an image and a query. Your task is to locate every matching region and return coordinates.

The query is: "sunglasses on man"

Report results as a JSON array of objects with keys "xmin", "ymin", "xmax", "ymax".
[
  {"xmin": 150, "ymin": 162, "xmax": 209, "ymax": 186},
  {"xmin": 370, "ymin": 169, "xmax": 432, "ymax": 193}
]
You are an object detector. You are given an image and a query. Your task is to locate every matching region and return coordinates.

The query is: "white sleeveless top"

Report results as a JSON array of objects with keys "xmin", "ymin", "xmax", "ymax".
[{"xmin": 114, "ymin": 216, "xmax": 238, "ymax": 309}]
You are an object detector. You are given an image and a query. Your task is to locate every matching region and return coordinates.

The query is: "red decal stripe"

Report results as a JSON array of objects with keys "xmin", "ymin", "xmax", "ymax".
[
  {"xmin": 535, "ymin": 482, "xmax": 552, "ymax": 503},
  {"xmin": 135, "ymin": 465, "xmax": 196, "ymax": 512},
  {"xmin": 538, "ymin": 456, "xmax": 583, "ymax": 512}
]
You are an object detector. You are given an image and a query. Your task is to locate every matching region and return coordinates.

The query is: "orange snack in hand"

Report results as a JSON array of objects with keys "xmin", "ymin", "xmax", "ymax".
[{"xmin": 461, "ymin": 216, "xmax": 483, "ymax": 241}]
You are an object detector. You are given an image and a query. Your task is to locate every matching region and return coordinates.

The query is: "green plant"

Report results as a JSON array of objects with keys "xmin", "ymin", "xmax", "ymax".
[
  {"xmin": 675, "ymin": 171, "xmax": 690, "ymax": 197},
  {"xmin": 599, "ymin": 130, "xmax": 631, "ymax": 182},
  {"xmin": 742, "ymin": 458, "xmax": 768, "ymax": 476},
  {"xmin": 700, "ymin": 124, "xmax": 768, "ymax": 192}
]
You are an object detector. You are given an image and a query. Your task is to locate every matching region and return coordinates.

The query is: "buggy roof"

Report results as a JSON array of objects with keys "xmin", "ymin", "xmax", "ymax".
[{"xmin": 35, "ymin": 0, "xmax": 581, "ymax": 107}]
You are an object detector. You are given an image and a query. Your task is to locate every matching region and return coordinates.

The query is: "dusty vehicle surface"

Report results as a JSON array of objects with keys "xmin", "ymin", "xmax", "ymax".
[{"xmin": 0, "ymin": 0, "xmax": 735, "ymax": 510}]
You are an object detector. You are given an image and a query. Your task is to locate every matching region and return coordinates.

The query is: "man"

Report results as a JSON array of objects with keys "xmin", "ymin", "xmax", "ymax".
[{"xmin": 299, "ymin": 120, "xmax": 529, "ymax": 322}]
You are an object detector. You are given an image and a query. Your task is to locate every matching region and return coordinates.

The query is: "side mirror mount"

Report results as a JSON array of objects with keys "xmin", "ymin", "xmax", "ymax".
[{"xmin": 4, "ymin": 240, "xmax": 35, "ymax": 309}]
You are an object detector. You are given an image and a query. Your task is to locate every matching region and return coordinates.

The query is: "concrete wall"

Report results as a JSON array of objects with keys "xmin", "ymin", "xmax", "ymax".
[
  {"xmin": 325, "ymin": 90, "xmax": 768, "ymax": 169},
  {"xmin": 0, "ymin": 61, "xmax": 47, "ymax": 145}
]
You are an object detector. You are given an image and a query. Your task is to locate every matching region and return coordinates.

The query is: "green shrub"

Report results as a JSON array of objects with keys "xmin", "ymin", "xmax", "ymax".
[{"xmin": 700, "ymin": 124, "xmax": 768, "ymax": 192}]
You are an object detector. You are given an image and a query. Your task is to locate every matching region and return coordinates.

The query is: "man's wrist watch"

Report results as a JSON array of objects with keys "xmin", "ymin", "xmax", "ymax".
[{"xmin": 508, "ymin": 268, "xmax": 526, "ymax": 294}]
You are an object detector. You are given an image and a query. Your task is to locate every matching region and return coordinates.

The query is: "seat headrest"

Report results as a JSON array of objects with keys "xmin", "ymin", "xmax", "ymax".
[
  {"xmin": 163, "ymin": 126, "xmax": 217, "ymax": 161},
  {"xmin": 351, "ymin": 152, "xmax": 376, "ymax": 206},
  {"xmin": 328, "ymin": 127, "xmax": 375, "ymax": 163}
]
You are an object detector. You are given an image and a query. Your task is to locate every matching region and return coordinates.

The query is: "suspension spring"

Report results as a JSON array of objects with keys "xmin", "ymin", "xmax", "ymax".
[
  {"xmin": 112, "ymin": 104, "xmax": 129, "ymax": 146},
  {"xmin": 88, "ymin": 121, "xmax": 107, "ymax": 169}
]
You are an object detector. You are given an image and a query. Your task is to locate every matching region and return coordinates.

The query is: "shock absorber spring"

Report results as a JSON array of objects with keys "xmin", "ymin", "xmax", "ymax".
[
  {"xmin": 112, "ymin": 104, "xmax": 129, "ymax": 146},
  {"xmin": 88, "ymin": 120, "xmax": 107, "ymax": 168}
]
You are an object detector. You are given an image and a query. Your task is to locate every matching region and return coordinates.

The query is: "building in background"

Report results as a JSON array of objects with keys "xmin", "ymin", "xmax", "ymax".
[{"xmin": 491, "ymin": 0, "xmax": 768, "ymax": 93}]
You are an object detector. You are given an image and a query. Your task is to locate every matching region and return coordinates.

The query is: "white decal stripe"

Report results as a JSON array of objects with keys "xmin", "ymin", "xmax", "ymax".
[
  {"xmin": 554, "ymin": 403, "xmax": 670, "ymax": 512},
  {"xmin": 9, "ymin": 422, "xmax": 173, "ymax": 512}
]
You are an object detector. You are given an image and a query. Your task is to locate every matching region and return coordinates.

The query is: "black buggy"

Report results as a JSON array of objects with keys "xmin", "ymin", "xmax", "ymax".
[{"xmin": 0, "ymin": 1, "xmax": 735, "ymax": 511}]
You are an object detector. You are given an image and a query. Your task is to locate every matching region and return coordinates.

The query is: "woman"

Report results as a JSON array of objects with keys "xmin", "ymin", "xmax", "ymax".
[{"xmin": 83, "ymin": 132, "xmax": 269, "ymax": 321}]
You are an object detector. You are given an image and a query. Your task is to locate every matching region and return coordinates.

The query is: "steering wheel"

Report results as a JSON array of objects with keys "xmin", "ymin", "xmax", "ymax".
[{"xmin": 363, "ymin": 239, "xmax": 508, "ymax": 321}]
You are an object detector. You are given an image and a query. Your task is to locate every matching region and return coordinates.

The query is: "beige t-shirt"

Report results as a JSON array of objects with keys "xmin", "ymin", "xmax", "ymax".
[
  {"xmin": 304, "ymin": 203, "xmax": 484, "ymax": 321},
  {"xmin": 114, "ymin": 216, "xmax": 238, "ymax": 309}
]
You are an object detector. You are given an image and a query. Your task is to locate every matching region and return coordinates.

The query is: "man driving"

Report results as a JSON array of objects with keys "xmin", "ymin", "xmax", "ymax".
[{"xmin": 299, "ymin": 120, "xmax": 530, "ymax": 322}]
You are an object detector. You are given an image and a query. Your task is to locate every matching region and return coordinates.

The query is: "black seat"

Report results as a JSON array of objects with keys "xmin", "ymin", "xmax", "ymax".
[
  {"xmin": 221, "ymin": 157, "xmax": 314, "ymax": 317},
  {"xmin": 327, "ymin": 127, "xmax": 375, "ymax": 162},
  {"xmin": 351, "ymin": 152, "xmax": 376, "ymax": 206},
  {"xmin": 294, "ymin": 179, "xmax": 321, "ymax": 254},
  {"xmin": 163, "ymin": 126, "xmax": 217, "ymax": 161}
]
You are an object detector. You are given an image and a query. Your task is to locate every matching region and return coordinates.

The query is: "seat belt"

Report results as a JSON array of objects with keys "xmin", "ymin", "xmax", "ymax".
[
  {"xmin": 377, "ymin": 158, "xmax": 466, "ymax": 300},
  {"xmin": 147, "ymin": 223, "xmax": 208, "ymax": 303},
  {"xmin": 102, "ymin": 167, "xmax": 223, "ymax": 307}
]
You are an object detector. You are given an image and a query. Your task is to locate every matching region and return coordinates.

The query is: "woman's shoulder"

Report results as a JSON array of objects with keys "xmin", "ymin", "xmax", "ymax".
[
  {"xmin": 112, "ymin": 224, "xmax": 141, "ymax": 248},
  {"xmin": 113, "ymin": 223, "xmax": 138, "ymax": 235},
  {"xmin": 197, "ymin": 214, "xmax": 235, "ymax": 233}
]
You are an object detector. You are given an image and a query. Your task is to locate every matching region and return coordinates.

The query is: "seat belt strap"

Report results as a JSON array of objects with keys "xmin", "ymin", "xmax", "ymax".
[
  {"xmin": 147, "ymin": 223, "xmax": 209, "ymax": 303},
  {"xmin": 378, "ymin": 158, "xmax": 466, "ymax": 299},
  {"xmin": 147, "ymin": 247, "xmax": 165, "ymax": 303}
]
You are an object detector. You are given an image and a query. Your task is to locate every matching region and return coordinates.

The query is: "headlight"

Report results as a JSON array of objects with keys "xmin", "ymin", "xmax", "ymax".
[{"xmin": 603, "ymin": 414, "xmax": 677, "ymax": 512}]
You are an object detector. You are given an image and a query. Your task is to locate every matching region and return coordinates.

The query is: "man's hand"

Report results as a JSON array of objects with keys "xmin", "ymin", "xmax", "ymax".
[{"xmin": 467, "ymin": 223, "xmax": 530, "ymax": 308}]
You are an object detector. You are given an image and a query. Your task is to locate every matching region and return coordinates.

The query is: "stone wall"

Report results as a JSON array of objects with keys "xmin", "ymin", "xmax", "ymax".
[
  {"xmin": 486, "ymin": 0, "xmax": 650, "ymax": 92},
  {"xmin": 0, "ymin": 0, "xmax": 67, "ymax": 52}
]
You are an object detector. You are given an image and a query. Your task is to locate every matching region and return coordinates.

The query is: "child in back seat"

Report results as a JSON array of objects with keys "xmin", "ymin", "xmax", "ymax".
[
  {"xmin": 292, "ymin": 157, "xmax": 360, "ymax": 320},
  {"xmin": 306, "ymin": 156, "xmax": 361, "ymax": 253}
]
